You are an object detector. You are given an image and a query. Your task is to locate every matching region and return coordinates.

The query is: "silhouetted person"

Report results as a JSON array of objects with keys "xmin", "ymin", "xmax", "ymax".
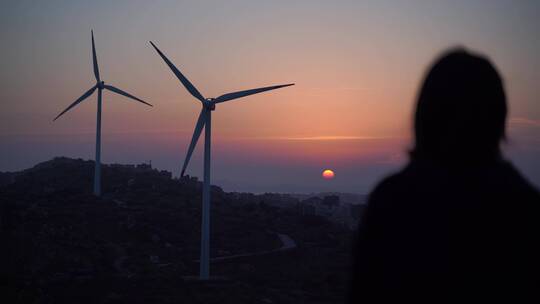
[{"xmin": 350, "ymin": 49, "xmax": 540, "ymax": 303}]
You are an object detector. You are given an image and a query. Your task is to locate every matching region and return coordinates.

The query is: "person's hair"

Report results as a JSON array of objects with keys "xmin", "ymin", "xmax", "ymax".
[{"xmin": 412, "ymin": 48, "xmax": 507, "ymax": 163}]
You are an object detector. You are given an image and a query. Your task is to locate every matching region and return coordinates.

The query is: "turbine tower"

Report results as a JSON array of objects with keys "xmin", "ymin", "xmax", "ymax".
[
  {"xmin": 150, "ymin": 41, "xmax": 293, "ymax": 280},
  {"xmin": 54, "ymin": 31, "xmax": 152, "ymax": 196}
]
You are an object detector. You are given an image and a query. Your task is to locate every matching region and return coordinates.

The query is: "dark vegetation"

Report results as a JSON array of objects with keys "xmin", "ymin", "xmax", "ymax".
[{"xmin": 0, "ymin": 157, "xmax": 364, "ymax": 303}]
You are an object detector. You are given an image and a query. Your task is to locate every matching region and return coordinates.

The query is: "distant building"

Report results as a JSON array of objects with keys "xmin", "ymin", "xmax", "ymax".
[
  {"xmin": 159, "ymin": 170, "xmax": 172, "ymax": 179},
  {"xmin": 298, "ymin": 197, "xmax": 321, "ymax": 216},
  {"xmin": 136, "ymin": 163, "xmax": 152, "ymax": 171},
  {"xmin": 298, "ymin": 197, "xmax": 327, "ymax": 216}
]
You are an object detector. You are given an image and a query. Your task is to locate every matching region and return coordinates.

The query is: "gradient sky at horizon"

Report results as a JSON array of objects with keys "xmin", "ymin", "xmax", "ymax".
[{"xmin": 1, "ymin": 0, "xmax": 539, "ymax": 193}]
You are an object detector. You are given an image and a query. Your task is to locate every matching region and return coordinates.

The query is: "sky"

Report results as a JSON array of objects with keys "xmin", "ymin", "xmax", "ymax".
[{"xmin": 1, "ymin": 0, "xmax": 539, "ymax": 193}]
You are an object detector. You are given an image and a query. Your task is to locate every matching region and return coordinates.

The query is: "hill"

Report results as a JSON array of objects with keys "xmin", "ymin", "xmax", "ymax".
[{"xmin": 0, "ymin": 157, "xmax": 361, "ymax": 303}]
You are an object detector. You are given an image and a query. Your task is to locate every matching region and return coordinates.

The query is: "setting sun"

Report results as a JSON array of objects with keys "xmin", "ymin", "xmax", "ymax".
[{"xmin": 322, "ymin": 169, "xmax": 335, "ymax": 179}]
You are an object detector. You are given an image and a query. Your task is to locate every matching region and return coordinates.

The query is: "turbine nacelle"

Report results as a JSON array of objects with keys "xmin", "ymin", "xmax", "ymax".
[
  {"xmin": 205, "ymin": 98, "xmax": 216, "ymax": 110},
  {"xmin": 97, "ymin": 81, "xmax": 105, "ymax": 89}
]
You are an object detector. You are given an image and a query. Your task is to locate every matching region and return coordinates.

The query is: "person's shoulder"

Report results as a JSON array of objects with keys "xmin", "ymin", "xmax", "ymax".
[
  {"xmin": 498, "ymin": 160, "xmax": 540, "ymax": 201},
  {"xmin": 368, "ymin": 164, "xmax": 414, "ymax": 203}
]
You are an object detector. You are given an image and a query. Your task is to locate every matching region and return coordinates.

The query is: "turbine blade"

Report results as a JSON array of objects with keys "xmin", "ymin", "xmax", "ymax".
[
  {"xmin": 181, "ymin": 108, "xmax": 206, "ymax": 177},
  {"xmin": 91, "ymin": 30, "xmax": 100, "ymax": 82},
  {"xmin": 214, "ymin": 83, "xmax": 294, "ymax": 103},
  {"xmin": 53, "ymin": 85, "xmax": 97, "ymax": 121},
  {"xmin": 149, "ymin": 41, "xmax": 206, "ymax": 103},
  {"xmin": 104, "ymin": 84, "xmax": 153, "ymax": 107}
]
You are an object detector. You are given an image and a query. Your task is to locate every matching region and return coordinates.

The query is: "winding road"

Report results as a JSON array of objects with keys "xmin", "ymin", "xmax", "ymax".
[{"xmin": 207, "ymin": 233, "xmax": 297, "ymax": 262}]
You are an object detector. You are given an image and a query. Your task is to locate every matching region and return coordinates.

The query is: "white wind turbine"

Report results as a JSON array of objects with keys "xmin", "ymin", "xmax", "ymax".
[
  {"xmin": 54, "ymin": 31, "xmax": 152, "ymax": 196},
  {"xmin": 150, "ymin": 41, "xmax": 293, "ymax": 280}
]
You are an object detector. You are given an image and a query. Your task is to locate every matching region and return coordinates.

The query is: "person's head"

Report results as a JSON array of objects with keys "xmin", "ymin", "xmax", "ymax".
[{"xmin": 412, "ymin": 48, "xmax": 507, "ymax": 163}]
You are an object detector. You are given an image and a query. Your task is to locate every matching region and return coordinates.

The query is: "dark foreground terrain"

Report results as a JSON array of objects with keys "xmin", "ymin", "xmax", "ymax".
[{"xmin": 0, "ymin": 158, "xmax": 364, "ymax": 303}]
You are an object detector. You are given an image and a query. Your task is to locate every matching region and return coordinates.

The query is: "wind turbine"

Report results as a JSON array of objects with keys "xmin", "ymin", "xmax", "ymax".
[
  {"xmin": 54, "ymin": 31, "xmax": 152, "ymax": 197},
  {"xmin": 150, "ymin": 41, "xmax": 293, "ymax": 280}
]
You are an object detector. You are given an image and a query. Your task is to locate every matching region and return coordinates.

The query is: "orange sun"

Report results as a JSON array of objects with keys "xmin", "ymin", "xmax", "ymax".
[{"xmin": 322, "ymin": 169, "xmax": 335, "ymax": 179}]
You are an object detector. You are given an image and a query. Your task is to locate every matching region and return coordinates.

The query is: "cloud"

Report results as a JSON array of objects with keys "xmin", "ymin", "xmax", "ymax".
[
  {"xmin": 509, "ymin": 117, "xmax": 540, "ymax": 127},
  {"xmin": 233, "ymin": 135, "xmax": 398, "ymax": 141},
  {"xmin": 269, "ymin": 136, "xmax": 393, "ymax": 141}
]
